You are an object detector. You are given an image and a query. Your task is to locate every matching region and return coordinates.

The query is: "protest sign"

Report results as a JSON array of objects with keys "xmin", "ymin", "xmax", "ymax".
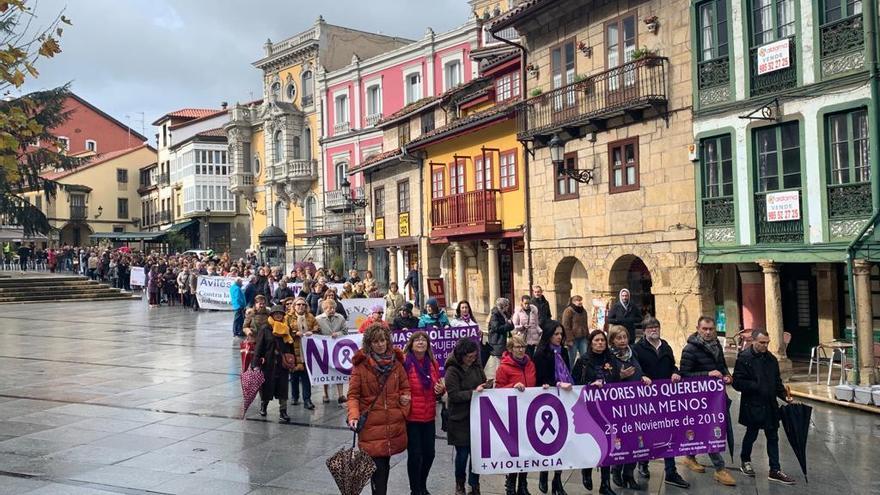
[
  {"xmin": 303, "ymin": 333, "xmax": 364, "ymax": 385},
  {"xmin": 194, "ymin": 275, "xmax": 236, "ymax": 311},
  {"xmin": 391, "ymin": 325, "xmax": 481, "ymax": 375},
  {"xmin": 340, "ymin": 298, "xmax": 385, "ymax": 332},
  {"xmin": 470, "ymin": 377, "xmax": 728, "ymax": 474},
  {"xmin": 130, "ymin": 266, "xmax": 145, "ymax": 287}
]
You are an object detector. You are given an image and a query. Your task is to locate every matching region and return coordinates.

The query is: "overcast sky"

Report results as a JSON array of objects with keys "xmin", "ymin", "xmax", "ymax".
[{"xmin": 18, "ymin": 0, "xmax": 470, "ymax": 138}]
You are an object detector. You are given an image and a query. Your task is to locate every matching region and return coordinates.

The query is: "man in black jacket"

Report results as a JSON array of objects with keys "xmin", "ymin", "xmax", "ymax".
[
  {"xmin": 632, "ymin": 316, "xmax": 690, "ymax": 489},
  {"xmin": 679, "ymin": 316, "xmax": 736, "ymax": 487},
  {"xmin": 606, "ymin": 288, "xmax": 642, "ymax": 343},
  {"xmin": 532, "ymin": 285, "xmax": 552, "ymax": 326},
  {"xmin": 732, "ymin": 329, "xmax": 796, "ymax": 485}
]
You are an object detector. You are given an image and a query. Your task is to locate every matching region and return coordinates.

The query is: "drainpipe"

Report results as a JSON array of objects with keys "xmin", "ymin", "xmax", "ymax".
[
  {"xmin": 400, "ymin": 146, "xmax": 424, "ymax": 305},
  {"xmin": 845, "ymin": 209, "xmax": 880, "ymax": 383},
  {"xmin": 865, "ymin": 0, "xmax": 880, "ymax": 211},
  {"xmin": 490, "ymin": 28, "xmax": 534, "ymax": 295}
]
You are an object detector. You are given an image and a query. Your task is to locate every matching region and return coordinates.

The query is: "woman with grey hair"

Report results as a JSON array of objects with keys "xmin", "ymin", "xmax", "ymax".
[{"xmin": 485, "ymin": 297, "xmax": 513, "ymax": 379}]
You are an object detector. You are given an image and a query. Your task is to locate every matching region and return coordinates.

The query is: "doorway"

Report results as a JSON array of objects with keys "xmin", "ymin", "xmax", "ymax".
[{"xmin": 781, "ymin": 264, "xmax": 818, "ymax": 358}]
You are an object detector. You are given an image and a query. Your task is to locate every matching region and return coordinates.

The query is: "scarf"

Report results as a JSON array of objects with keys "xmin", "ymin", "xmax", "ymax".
[
  {"xmin": 512, "ymin": 353, "xmax": 530, "ymax": 368},
  {"xmin": 405, "ymin": 352, "xmax": 433, "ymax": 390},
  {"xmin": 613, "ymin": 345, "xmax": 633, "ymax": 363},
  {"xmin": 270, "ymin": 319, "xmax": 293, "ymax": 344},
  {"xmin": 551, "ymin": 344, "xmax": 573, "ymax": 383},
  {"xmin": 458, "ymin": 314, "xmax": 474, "ymax": 324},
  {"xmin": 569, "ymin": 303, "xmax": 585, "ymax": 314},
  {"xmin": 371, "ymin": 351, "xmax": 395, "ymax": 376},
  {"xmin": 619, "ymin": 289, "xmax": 630, "ymax": 310}
]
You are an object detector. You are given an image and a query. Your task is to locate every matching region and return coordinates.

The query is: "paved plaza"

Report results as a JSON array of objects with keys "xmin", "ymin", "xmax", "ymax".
[{"xmin": 0, "ymin": 299, "xmax": 876, "ymax": 494}]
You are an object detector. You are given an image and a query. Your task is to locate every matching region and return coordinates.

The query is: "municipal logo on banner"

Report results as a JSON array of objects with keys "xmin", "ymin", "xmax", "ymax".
[
  {"xmin": 303, "ymin": 333, "xmax": 364, "ymax": 385},
  {"xmin": 391, "ymin": 325, "xmax": 481, "ymax": 376},
  {"xmin": 341, "ymin": 298, "xmax": 386, "ymax": 331},
  {"xmin": 470, "ymin": 378, "xmax": 728, "ymax": 474}
]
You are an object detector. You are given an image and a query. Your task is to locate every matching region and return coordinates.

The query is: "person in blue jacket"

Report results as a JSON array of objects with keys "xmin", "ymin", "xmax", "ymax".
[
  {"xmin": 230, "ymin": 278, "xmax": 246, "ymax": 338},
  {"xmin": 418, "ymin": 298, "xmax": 450, "ymax": 328}
]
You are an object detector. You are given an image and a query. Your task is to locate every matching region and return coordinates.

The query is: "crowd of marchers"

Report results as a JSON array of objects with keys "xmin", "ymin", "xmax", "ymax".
[{"xmin": 239, "ymin": 281, "xmax": 799, "ymax": 495}]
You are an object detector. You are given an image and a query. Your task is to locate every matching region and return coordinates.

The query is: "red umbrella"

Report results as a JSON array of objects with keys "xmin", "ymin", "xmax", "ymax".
[
  {"xmin": 240, "ymin": 340, "xmax": 255, "ymax": 370},
  {"xmin": 239, "ymin": 368, "xmax": 264, "ymax": 419}
]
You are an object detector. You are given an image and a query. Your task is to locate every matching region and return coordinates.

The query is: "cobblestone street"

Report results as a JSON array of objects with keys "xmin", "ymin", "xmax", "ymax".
[{"xmin": 0, "ymin": 300, "xmax": 875, "ymax": 494}]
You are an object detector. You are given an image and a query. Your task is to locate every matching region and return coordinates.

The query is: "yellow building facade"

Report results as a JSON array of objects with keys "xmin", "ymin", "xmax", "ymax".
[
  {"xmin": 26, "ymin": 145, "xmax": 157, "ymax": 246},
  {"xmin": 227, "ymin": 17, "xmax": 411, "ymax": 267}
]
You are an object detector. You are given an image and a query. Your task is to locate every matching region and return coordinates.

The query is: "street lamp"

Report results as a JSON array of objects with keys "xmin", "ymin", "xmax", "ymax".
[
  {"xmin": 550, "ymin": 133, "xmax": 596, "ymax": 184},
  {"xmin": 339, "ymin": 177, "xmax": 367, "ymax": 270},
  {"xmin": 203, "ymin": 207, "xmax": 211, "ymax": 250}
]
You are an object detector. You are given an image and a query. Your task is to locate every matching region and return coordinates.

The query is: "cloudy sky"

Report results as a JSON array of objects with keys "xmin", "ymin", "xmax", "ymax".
[{"xmin": 19, "ymin": 0, "xmax": 470, "ymax": 138}]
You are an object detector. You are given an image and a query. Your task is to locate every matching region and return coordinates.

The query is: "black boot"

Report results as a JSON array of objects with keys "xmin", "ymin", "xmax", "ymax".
[
  {"xmin": 622, "ymin": 476, "xmax": 642, "ymax": 490},
  {"xmin": 517, "ymin": 473, "xmax": 531, "ymax": 495},
  {"xmin": 303, "ymin": 399, "xmax": 315, "ymax": 410},
  {"xmin": 468, "ymin": 482, "xmax": 480, "ymax": 495},
  {"xmin": 538, "ymin": 471, "xmax": 548, "ymax": 493},
  {"xmin": 611, "ymin": 467, "xmax": 624, "ymax": 488},
  {"xmin": 505, "ymin": 474, "xmax": 517, "ymax": 495},
  {"xmin": 581, "ymin": 469, "xmax": 593, "ymax": 491},
  {"xmin": 598, "ymin": 480, "xmax": 616, "ymax": 495},
  {"xmin": 551, "ymin": 473, "xmax": 567, "ymax": 495},
  {"xmin": 258, "ymin": 401, "xmax": 267, "ymax": 417},
  {"xmin": 279, "ymin": 408, "xmax": 290, "ymax": 423},
  {"xmin": 455, "ymin": 479, "xmax": 466, "ymax": 495}
]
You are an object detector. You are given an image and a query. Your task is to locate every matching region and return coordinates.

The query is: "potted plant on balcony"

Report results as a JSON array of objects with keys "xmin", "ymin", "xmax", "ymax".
[
  {"xmin": 526, "ymin": 62, "xmax": 539, "ymax": 78},
  {"xmin": 576, "ymin": 40, "xmax": 592, "ymax": 57},
  {"xmin": 530, "ymin": 88, "xmax": 544, "ymax": 98},
  {"xmin": 631, "ymin": 46, "xmax": 661, "ymax": 66},
  {"xmin": 574, "ymin": 74, "xmax": 594, "ymax": 94},
  {"xmin": 644, "ymin": 15, "xmax": 659, "ymax": 33}
]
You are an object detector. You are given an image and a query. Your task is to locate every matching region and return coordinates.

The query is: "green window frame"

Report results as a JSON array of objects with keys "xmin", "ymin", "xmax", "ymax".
[
  {"xmin": 822, "ymin": 0, "xmax": 862, "ymax": 23},
  {"xmin": 827, "ymin": 108, "xmax": 870, "ymax": 185},
  {"xmin": 754, "ymin": 121, "xmax": 801, "ymax": 192},
  {"xmin": 697, "ymin": 0, "xmax": 729, "ymax": 61},
  {"xmin": 702, "ymin": 135, "xmax": 734, "ymax": 198},
  {"xmin": 750, "ymin": 0, "xmax": 797, "ymax": 46}
]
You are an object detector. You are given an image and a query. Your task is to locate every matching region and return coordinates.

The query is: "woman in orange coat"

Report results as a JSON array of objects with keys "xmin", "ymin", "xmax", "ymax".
[
  {"xmin": 494, "ymin": 334, "xmax": 536, "ymax": 495},
  {"xmin": 347, "ymin": 322, "xmax": 412, "ymax": 495}
]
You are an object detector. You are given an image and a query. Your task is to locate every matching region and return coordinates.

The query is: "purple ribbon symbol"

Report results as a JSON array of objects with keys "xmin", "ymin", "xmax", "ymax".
[
  {"xmin": 539, "ymin": 410, "xmax": 556, "ymax": 435},
  {"xmin": 339, "ymin": 346, "xmax": 353, "ymax": 365}
]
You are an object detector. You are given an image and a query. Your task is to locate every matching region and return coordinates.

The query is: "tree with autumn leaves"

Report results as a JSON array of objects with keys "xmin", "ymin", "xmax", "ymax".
[{"xmin": 1, "ymin": 0, "xmax": 82, "ymax": 236}]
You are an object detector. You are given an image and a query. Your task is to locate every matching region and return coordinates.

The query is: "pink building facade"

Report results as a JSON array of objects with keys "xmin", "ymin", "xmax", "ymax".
[{"xmin": 317, "ymin": 19, "xmax": 480, "ymax": 270}]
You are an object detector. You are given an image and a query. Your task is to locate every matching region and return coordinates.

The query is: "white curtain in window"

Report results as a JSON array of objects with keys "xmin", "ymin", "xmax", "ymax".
[
  {"xmin": 777, "ymin": 0, "xmax": 795, "ymax": 38},
  {"xmin": 701, "ymin": 4, "xmax": 715, "ymax": 60}
]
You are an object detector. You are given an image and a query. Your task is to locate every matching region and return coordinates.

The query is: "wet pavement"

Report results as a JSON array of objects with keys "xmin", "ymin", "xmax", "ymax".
[{"xmin": 0, "ymin": 299, "xmax": 877, "ymax": 494}]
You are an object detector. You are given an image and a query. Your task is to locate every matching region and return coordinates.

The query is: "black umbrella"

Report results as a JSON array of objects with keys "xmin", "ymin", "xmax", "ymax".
[
  {"xmin": 725, "ymin": 396, "xmax": 735, "ymax": 461},
  {"xmin": 780, "ymin": 402, "xmax": 812, "ymax": 483}
]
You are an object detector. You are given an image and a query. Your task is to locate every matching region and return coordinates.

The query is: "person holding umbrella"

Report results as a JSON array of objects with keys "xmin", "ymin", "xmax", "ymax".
[{"xmin": 732, "ymin": 329, "xmax": 796, "ymax": 485}]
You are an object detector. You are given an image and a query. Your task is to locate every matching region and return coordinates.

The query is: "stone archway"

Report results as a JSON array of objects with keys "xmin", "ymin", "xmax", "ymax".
[
  {"xmin": 608, "ymin": 254, "xmax": 655, "ymax": 317},
  {"xmin": 552, "ymin": 256, "xmax": 590, "ymax": 319},
  {"xmin": 60, "ymin": 222, "xmax": 93, "ymax": 246}
]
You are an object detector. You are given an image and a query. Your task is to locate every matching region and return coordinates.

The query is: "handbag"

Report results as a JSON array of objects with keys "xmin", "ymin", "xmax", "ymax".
[{"xmin": 354, "ymin": 374, "xmax": 390, "ymax": 433}]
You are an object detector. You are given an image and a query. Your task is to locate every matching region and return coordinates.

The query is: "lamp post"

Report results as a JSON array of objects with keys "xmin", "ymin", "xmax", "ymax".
[
  {"xmin": 203, "ymin": 207, "xmax": 211, "ymax": 250},
  {"xmin": 550, "ymin": 133, "xmax": 596, "ymax": 184}
]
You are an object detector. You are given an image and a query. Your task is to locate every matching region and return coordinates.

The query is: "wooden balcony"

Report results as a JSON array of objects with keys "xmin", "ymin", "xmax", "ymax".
[
  {"xmin": 431, "ymin": 189, "xmax": 501, "ymax": 238},
  {"xmin": 517, "ymin": 57, "xmax": 668, "ymax": 141}
]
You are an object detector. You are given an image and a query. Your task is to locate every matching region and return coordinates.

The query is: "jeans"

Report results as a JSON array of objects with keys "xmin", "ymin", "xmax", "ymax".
[
  {"xmin": 406, "ymin": 421, "xmax": 436, "ymax": 494},
  {"xmin": 289, "ymin": 369, "xmax": 311, "ymax": 403},
  {"xmin": 454, "ymin": 446, "xmax": 479, "ymax": 487},
  {"xmin": 233, "ymin": 308, "xmax": 245, "ymax": 336},
  {"xmin": 568, "ymin": 337, "xmax": 587, "ymax": 367},
  {"xmin": 371, "ymin": 456, "xmax": 390, "ymax": 495},
  {"xmin": 741, "ymin": 426, "xmax": 780, "ymax": 471}
]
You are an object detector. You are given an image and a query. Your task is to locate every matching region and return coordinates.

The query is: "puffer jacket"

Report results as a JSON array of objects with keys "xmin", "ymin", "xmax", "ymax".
[
  {"xmin": 404, "ymin": 353, "xmax": 441, "ymax": 423},
  {"xmin": 347, "ymin": 348, "xmax": 411, "ymax": 457},
  {"xmin": 444, "ymin": 355, "xmax": 487, "ymax": 447},
  {"xmin": 286, "ymin": 312, "xmax": 318, "ymax": 370},
  {"xmin": 679, "ymin": 332, "xmax": 730, "ymax": 377},
  {"xmin": 418, "ymin": 310, "xmax": 450, "ymax": 328},
  {"xmin": 512, "ymin": 305, "xmax": 541, "ymax": 346},
  {"xmin": 494, "ymin": 351, "xmax": 536, "ymax": 389}
]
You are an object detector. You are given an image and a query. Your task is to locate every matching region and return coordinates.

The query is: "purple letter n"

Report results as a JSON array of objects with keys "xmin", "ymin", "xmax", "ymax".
[
  {"xmin": 305, "ymin": 338, "xmax": 329, "ymax": 374},
  {"xmin": 479, "ymin": 395, "xmax": 519, "ymax": 458}
]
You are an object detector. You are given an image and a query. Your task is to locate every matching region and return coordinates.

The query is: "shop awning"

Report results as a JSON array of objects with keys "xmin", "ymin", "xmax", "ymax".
[
  {"xmin": 162, "ymin": 219, "xmax": 198, "ymax": 232},
  {"xmin": 0, "ymin": 228, "xmax": 48, "ymax": 242},
  {"xmin": 89, "ymin": 231, "xmax": 165, "ymax": 241}
]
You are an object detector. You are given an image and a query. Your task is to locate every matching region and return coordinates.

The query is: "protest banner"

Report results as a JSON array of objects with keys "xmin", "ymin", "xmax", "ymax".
[
  {"xmin": 130, "ymin": 266, "xmax": 145, "ymax": 287},
  {"xmin": 391, "ymin": 325, "xmax": 481, "ymax": 376},
  {"xmin": 303, "ymin": 333, "xmax": 364, "ymax": 385},
  {"xmin": 340, "ymin": 298, "xmax": 385, "ymax": 332},
  {"xmin": 194, "ymin": 275, "xmax": 236, "ymax": 311},
  {"xmin": 470, "ymin": 377, "xmax": 728, "ymax": 474}
]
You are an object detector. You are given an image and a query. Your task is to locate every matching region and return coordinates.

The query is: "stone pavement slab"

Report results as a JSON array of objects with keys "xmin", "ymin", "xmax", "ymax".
[{"xmin": 0, "ymin": 299, "xmax": 876, "ymax": 494}]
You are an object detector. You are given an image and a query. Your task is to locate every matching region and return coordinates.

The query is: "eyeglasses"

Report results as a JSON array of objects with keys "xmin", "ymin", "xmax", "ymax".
[
  {"xmin": 511, "ymin": 345, "xmax": 526, "ymax": 350},
  {"xmin": 295, "ymin": 303, "xmax": 306, "ymax": 306}
]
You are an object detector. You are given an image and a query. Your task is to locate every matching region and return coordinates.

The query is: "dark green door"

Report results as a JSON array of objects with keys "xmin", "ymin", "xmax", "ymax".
[{"xmin": 781, "ymin": 264, "xmax": 818, "ymax": 358}]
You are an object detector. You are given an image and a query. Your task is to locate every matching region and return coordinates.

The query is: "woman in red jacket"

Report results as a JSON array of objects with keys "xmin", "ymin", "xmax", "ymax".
[
  {"xmin": 494, "ymin": 334, "xmax": 536, "ymax": 495},
  {"xmin": 403, "ymin": 331, "xmax": 446, "ymax": 495}
]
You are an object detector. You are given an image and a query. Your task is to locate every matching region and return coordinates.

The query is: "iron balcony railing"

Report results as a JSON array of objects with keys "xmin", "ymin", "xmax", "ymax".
[
  {"xmin": 827, "ymin": 182, "xmax": 872, "ymax": 219},
  {"xmin": 325, "ymin": 186, "xmax": 365, "ymax": 211},
  {"xmin": 820, "ymin": 14, "xmax": 865, "ymax": 59},
  {"xmin": 431, "ymin": 189, "xmax": 501, "ymax": 235},
  {"xmin": 517, "ymin": 57, "xmax": 668, "ymax": 138},
  {"xmin": 754, "ymin": 191, "xmax": 804, "ymax": 244}
]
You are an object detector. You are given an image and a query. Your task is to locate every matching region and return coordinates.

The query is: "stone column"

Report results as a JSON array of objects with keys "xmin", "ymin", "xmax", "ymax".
[
  {"xmin": 387, "ymin": 247, "xmax": 398, "ymax": 286},
  {"xmin": 485, "ymin": 240, "xmax": 500, "ymax": 307},
  {"xmin": 758, "ymin": 260, "xmax": 790, "ymax": 369},
  {"xmin": 452, "ymin": 242, "xmax": 466, "ymax": 304},
  {"xmin": 853, "ymin": 260, "xmax": 876, "ymax": 385},
  {"xmin": 816, "ymin": 263, "xmax": 839, "ymax": 344}
]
